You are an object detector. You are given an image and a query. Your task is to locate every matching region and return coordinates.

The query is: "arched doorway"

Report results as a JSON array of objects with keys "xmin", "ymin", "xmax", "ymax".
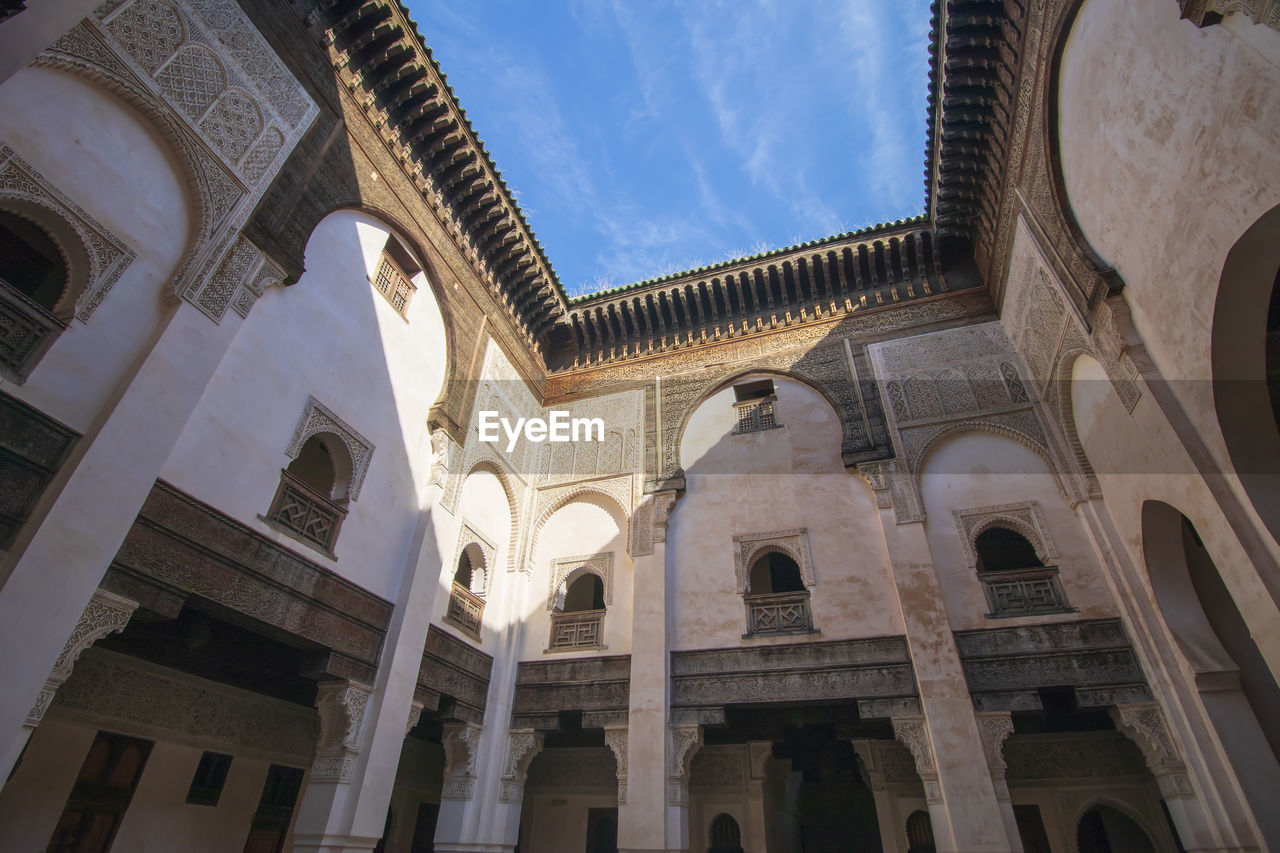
[
  {"xmin": 1212, "ymin": 203, "xmax": 1280, "ymax": 548},
  {"xmin": 1141, "ymin": 501, "xmax": 1280, "ymax": 841},
  {"xmin": 1076, "ymin": 804, "xmax": 1154, "ymax": 853}
]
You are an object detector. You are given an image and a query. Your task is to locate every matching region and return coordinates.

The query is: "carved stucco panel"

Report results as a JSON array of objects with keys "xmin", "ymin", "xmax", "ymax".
[
  {"xmin": 286, "ymin": 396, "xmax": 375, "ymax": 500},
  {"xmin": 952, "ymin": 501, "xmax": 1058, "ymax": 571},
  {"xmin": 732, "ymin": 528, "xmax": 815, "ymax": 594},
  {"xmin": 547, "ymin": 552, "xmax": 614, "ymax": 611}
]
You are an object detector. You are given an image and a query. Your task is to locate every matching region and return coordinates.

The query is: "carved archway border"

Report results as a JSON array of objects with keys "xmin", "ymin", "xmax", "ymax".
[
  {"xmin": 952, "ymin": 501, "xmax": 1058, "ymax": 572},
  {"xmin": 546, "ymin": 552, "xmax": 614, "ymax": 611},
  {"xmin": 662, "ymin": 361, "xmax": 860, "ymax": 480},
  {"xmin": 525, "ymin": 477, "xmax": 634, "ymax": 571},
  {"xmin": 732, "ymin": 529, "xmax": 815, "ymax": 594},
  {"xmin": 454, "ymin": 454, "xmax": 524, "ymax": 574}
]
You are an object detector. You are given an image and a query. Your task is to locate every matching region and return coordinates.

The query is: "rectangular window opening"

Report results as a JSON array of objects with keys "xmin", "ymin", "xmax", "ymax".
[{"xmin": 186, "ymin": 751, "xmax": 233, "ymax": 807}]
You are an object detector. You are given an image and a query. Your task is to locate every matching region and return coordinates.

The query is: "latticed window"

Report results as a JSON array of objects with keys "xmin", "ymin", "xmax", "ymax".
[
  {"xmin": 373, "ymin": 253, "xmax": 415, "ymax": 316},
  {"xmin": 975, "ymin": 526, "xmax": 1072, "ymax": 618},
  {"xmin": 548, "ymin": 573, "xmax": 606, "ymax": 651},
  {"xmin": 732, "ymin": 378, "xmax": 780, "ymax": 434},
  {"xmin": 265, "ymin": 434, "xmax": 350, "ymax": 555},
  {"xmin": 445, "ymin": 547, "xmax": 486, "ymax": 640},
  {"xmin": 744, "ymin": 551, "xmax": 814, "ymax": 636}
]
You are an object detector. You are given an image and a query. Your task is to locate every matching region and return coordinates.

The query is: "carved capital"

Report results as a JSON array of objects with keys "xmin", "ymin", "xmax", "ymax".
[
  {"xmin": 1109, "ymin": 703, "xmax": 1192, "ymax": 798},
  {"xmin": 442, "ymin": 721, "xmax": 484, "ymax": 800},
  {"xmin": 975, "ymin": 711, "xmax": 1015, "ymax": 801},
  {"xmin": 27, "ymin": 589, "xmax": 138, "ymax": 728},
  {"xmin": 857, "ymin": 459, "xmax": 924, "ymax": 524},
  {"xmin": 746, "ymin": 740, "xmax": 772, "ymax": 782},
  {"xmin": 499, "ymin": 728, "xmax": 544, "ymax": 804},
  {"xmin": 310, "ymin": 680, "xmax": 372, "ymax": 783},
  {"xmin": 604, "ymin": 725, "xmax": 629, "ymax": 804},
  {"xmin": 892, "ymin": 715, "xmax": 942, "ymax": 804},
  {"xmin": 405, "ymin": 700, "xmax": 425, "ymax": 737},
  {"xmin": 667, "ymin": 724, "xmax": 703, "ymax": 805},
  {"xmin": 27, "ymin": 591, "xmax": 137, "ymax": 722}
]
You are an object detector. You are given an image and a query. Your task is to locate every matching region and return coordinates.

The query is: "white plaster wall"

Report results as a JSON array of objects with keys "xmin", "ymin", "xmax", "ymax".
[
  {"xmin": 669, "ymin": 376, "xmax": 903, "ymax": 649},
  {"xmin": 523, "ymin": 496, "xmax": 632, "ymax": 659},
  {"xmin": 521, "ymin": 792, "xmax": 619, "ymax": 853},
  {"xmin": 161, "ymin": 210, "xmax": 449, "ymax": 599},
  {"xmin": 919, "ymin": 431, "xmax": 1119, "ymax": 631},
  {"xmin": 0, "ymin": 719, "xmax": 94, "ymax": 849},
  {"xmin": 0, "ymin": 66, "xmax": 185, "ymax": 431},
  {"xmin": 111, "ymin": 743, "xmax": 269, "ymax": 853},
  {"xmin": 0, "ymin": 720, "xmax": 275, "ymax": 853},
  {"xmin": 1057, "ymin": 0, "xmax": 1280, "ymax": 468}
]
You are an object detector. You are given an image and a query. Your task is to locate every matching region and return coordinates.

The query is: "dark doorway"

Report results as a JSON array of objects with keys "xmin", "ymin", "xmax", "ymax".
[
  {"xmin": 585, "ymin": 807, "xmax": 618, "ymax": 853},
  {"xmin": 410, "ymin": 801, "xmax": 439, "ymax": 852},
  {"xmin": 46, "ymin": 732, "xmax": 152, "ymax": 853},
  {"xmin": 1077, "ymin": 805, "xmax": 1155, "ymax": 853}
]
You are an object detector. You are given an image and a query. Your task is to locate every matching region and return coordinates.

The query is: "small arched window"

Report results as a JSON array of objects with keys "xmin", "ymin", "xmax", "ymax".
[
  {"xmin": 745, "ymin": 551, "xmax": 813, "ymax": 635},
  {"xmin": 549, "ymin": 571, "xmax": 606, "ymax": 651},
  {"xmin": 709, "ymin": 812, "xmax": 743, "ymax": 853},
  {"xmin": 0, "ymin": 210, "xmax": 71, "ymax": 380},
  {"xmin": 748, "ymin": 551, "xmax": 806, "ymax": 594},
  {"xmin": 563, "ymin": 573, "xmax": 605, "ymax": 612},
  {"xmin": 974, "ymin": 526, "xmax": 1044, "ymax": 573},
  {"xmin": 972, "ymin": 525, "xmax": 1071, "ymax": 618},
  {"xmin": 446, "ymin": 544, "xmax": 487, "ymax": 641},
  {"xmin": 267, "ymin": 433, "xmax": 354, "ymax": 555}
]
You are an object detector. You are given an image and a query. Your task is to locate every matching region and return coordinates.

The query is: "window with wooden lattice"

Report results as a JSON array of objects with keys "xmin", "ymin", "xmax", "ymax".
[
  {"xmin": 732, "ymin": 379, "xmax": 781, "ymax": 434},
  {"xmin": 372, "ymin": 252, "xmax": 416, "ymax": 317}
]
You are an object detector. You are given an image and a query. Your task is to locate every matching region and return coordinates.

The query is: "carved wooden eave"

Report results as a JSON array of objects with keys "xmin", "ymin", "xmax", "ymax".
[
  {"xmin": 926, "ymin": 0, "xmax": 1030, "ymax": 258},
  {"xmin": 305, "ymin": 0, "xmax": 570, "ymax": 349},
  {"xmin": 548, "ymin": 221, "xmax": 953, "ymax": 372}
]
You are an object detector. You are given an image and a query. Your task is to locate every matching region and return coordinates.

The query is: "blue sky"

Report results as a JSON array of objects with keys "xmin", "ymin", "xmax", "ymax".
[{"xmin": 405, "ymin": 1, "xmax": 933, "ymax": 297}]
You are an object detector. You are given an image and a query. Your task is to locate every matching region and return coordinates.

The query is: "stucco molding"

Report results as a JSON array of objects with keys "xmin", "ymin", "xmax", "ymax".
[
  {"xmin": 286, "ymin": 396, "xmax": 375, "ymax": 501},
  {"xmin": 892, "ymin": 715, "xmax": 942, "ymax": 804},
  {"xmin": 732, "ymin": 528, "xmax": 815, "ymax": 594},
  {"xmin": 441, "ymin": 721, "xmax": 484, "ymax": 801},
  {"xmin": 310, "ymin": 679, "xmax": 372, "ymax": 784},
  {"xmin": 499, "ymin": 729, "xmax": 544, "ymax": 804},
  {"xmin": 667, "ymin": 724, "xmax": 704, "ymax": 806},
  {"xmin": 952, "ymin": 501, "xmax": 1058, "ymax": 571},
  {"xmin": 26, "ymin": 588, "xmax": 138, "ymax": 727},
  {"xmin": 604, "ymin": 725, "xmax": 629, "ymax": 804},
  {"xmin": 1109, "ymin": 702, "xmax": 1196, "ymax": 800}
]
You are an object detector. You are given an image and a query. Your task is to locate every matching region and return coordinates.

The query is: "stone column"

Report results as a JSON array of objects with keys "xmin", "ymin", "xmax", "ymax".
[
  {"xmin": 619, "ymin": 488, "xmax": 680, "ymax": 853},
  {"xmin": 743, "ymin": 741, "xmax": 771, "ymax": 853},
  {"xmin": 850, "ymin": 739, "xmax": 905, "ymax": 853},
  {"xmin": 974, "ymin": 712, "xmax": 1022, "ymax": 852},
  {"xmin": 292, "ymin": 454, "xmax": 454, "ymax": 852},
  {"xmin": 859, "ymin": 462, "xmax": 1015, "ymax": 853},
  {"xmin": 1109, "ymin": 702, "xmax": 1218, "ymax": 851},
  {"xmin": 0, "ymin": 300, "xmax": 244, "ymax": 779}
]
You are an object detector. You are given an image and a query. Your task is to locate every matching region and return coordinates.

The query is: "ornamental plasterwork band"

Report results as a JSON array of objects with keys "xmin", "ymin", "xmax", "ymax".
[
  {"xmin": 547, "ymin": 552, "xmax": 614, "ymax": 611},
  {"xmin": 37, "ymin": 0, "xmax": 319, "ymax": 323},
  {"xmin": 455, "ymin": 521, "xmax": 498, "ymax": 597},
  {"xmin": 26, "ymin": 589, "xmax": 139, "ymax": 728},
  {"xmin": 286, "ymin": 396, "xmax": 376, "ymax": 500},
  {"xmin": 1109, "ymin": 703, "xmax": 1197, "ymax": 801},
  {"xmin": 441, "ymin": 722, "xmax": 484, "ymax": 801},
  {"xmin": 952, "ymin": 501, "xmax": 1057, "ymax": 571},
  {"xmin": 0, "ymin": 145, "xmax": 136, "ymax": 324},
  {"xmin": 733, "ymin": 529, "xmax": 815, "ymax": 594},
  {"xmin": 891, "ymin": 715, "xmax": 942, "ymax": 805},
  {"xmin": 499, "ymin": 729, "xmax": 545, "ymax": 804},
  {"xmin": 310, "ymin": 679, "xmax": 372, "ymax": 784},
  {"xmin": 668, "ymin": 724, "xmax": 703, "ymax": 806}
]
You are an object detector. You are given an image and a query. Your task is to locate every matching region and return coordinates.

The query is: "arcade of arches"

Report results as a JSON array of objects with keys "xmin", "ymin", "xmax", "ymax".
[{"xmin": 0, "ymin": 0, "xmax": 1278, "ymax": 852}]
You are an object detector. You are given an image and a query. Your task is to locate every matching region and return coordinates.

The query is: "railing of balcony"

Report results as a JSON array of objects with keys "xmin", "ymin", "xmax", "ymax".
[
  {"xmin": 548, "ymin": 609, "xmax": 605, "ymax": 650},
  {"xmin": 0, "ymin": 277, "xmax": 65, "ymax": 382},
  {"xmin": 265, "ymin": 469, "xmax": 347, "ymax": 555},
  {"xmin": 980, "ymin": 567, "xmax": 1073, "ymax": 618},
  {"xmin": 745, "ymin": 591, "xmax": 813, "ymax": 635},
  {"xmin": 446, "ymin": 581, "xmax": 485, "ymax": 640}
]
